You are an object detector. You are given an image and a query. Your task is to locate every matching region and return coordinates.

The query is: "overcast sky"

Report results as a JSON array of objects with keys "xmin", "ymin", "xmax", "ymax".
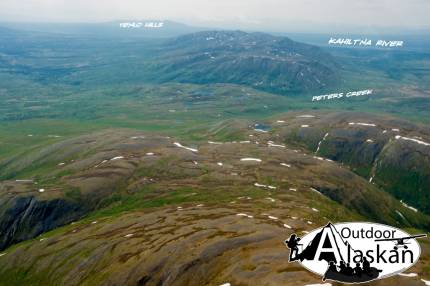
[{"xmin": 1, "ymin": 0, "xmax": 429, "ymax": 32}]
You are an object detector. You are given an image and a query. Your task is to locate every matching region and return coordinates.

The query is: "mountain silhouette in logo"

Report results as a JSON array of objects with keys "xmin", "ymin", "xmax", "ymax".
[{"xmin": 295, "ymin": 222, "xmax": 350, "ymax": 263}]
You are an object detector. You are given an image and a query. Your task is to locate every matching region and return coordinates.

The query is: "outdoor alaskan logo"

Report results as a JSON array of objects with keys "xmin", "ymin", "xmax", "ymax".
[{"xmin": 285, "ymin": 222, "xmax": 427, "ymax": 283}]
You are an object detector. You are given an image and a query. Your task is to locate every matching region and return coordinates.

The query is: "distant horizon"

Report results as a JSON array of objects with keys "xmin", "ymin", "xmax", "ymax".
[
  {"xmin": 1, "ymin": 0, "xmax": 430, "ymax": 34},
  {"xmin": 1, "ymin": 19, "xmax": 430, "ymax": 36}
]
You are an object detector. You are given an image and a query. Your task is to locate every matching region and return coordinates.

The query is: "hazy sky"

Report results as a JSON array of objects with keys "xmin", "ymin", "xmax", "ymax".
[{"xmin": 1, "ymin": 0, "xmax": 429, "ymax": 32}]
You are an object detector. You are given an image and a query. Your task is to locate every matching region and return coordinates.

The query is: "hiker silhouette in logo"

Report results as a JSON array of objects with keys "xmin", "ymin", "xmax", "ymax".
[
  {"xmin": 362, "ymin": 257, "xmax": 371, "ymax": 274},
  {"xmin": 323, "ymin": 256, "xmax": 382, "ymax": 283},
  {"xmin": 327, "ymin": 261, "xmax": 337, "ymax": 273},
  {"xmin": 353, "ymin": 262, "xmax": 363, "ymax": 277},
  {"xmin": 344, "ymin": 262, "xmax": 354, "ymax": 276},
  {"xmin": 285, "ymin": 234, "xmax": 301, "ymax": 261},
  {"xmin": 338, "ymin": 260, "xmax": 347, "ymax": 274}
]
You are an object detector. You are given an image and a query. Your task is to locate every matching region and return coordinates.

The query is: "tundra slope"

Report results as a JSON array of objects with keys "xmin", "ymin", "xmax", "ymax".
[
  {"xmin": 0, "ymin": 128, "xmax": 429, "ymax": 285},
  {"xmin": 0, "ymin": 206, "xmax": 429, "ymax": 286},
  {"xmin": 0, "ymin": 126, "xmax": 429, "ymax": 251}
]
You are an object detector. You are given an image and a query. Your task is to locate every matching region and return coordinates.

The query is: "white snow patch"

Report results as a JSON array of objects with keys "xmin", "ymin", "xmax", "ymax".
[
  {"xmin": 174, "ymin": 142, "xmax": 198, "ymax": 152},
  {"xmin": 310, "ymin": 188, "xmax": 323, "ymax": 196},
  {"xmin": 366, "ymin": 139, "xmax": 374, "ymax": 143},
  {"xmin": 110, "ymin": 156, "xmax": 124, "ymax": 161},
  {"xmin": 421, "ymin": 279, "xmax": 430, "ymax": 286},
  {"xmin": 349, "ymin": 122, "xmax": 376, "ymax": 127},
  {"xmin": 237, "ymin": 213, "xmax": 253, "ymax": 219},
  {"xmin": 208, "ymin": 141, "xmax": 223, "ymax": 145},
  {"xmin": 58, "ymin": 162, "xmax": 65, "ymax": 166},
  {"xmin": 241, "ymin": 158, "xmax": 262, "ymax": 162},
  {"xmin": 193, "ymin": 161, "xmax": 198, "ymax": 165},
  {"xmin": 196, "ymin": 204, "xmax": 204, "ymax": 207},
  {"xmin": 398, "ymin": 273, "xmax": 418, "ymax": 277},
  {"xmin": 276, "ymin": 120, "xmax": 285, "ymax": 123},
  {"xmin": 254, "ymin": 183, "xmax": 276, "ymax": 190},
  {"xmin": 312, "ymin": 208, "xmax": 319, "ymax": 212},
  {"xmin": 124, "ymin": 234, "xmax": 134, "ymax": 238},
  {"xmin": 254, "ymin": 183, "xmax": 267, "ymax": 188},
  {"xmin": 395, "ymin": 135, "xmax": 430, "ymax": 147},
  {"xmin": 289, "ymin": 188, "xmax": 297, "ymax": 192},
  {"xmin": 268, "ymin": 141, "xmax": 286, "ymax": 148},
  {"xmin": 284, "ymin": 224, "xmax": 292, "ymax": 229},
  {"xmin": 39, "ymin": 189, "xmax": 45, "ymax": 193},
  {"xmin": 266, "ymin": 197, "xmax": 276, "ymax": 202},
  {"xmin": 297, "ymin": 115, "xmax": 315, "ymax": 118},
  {"xmin": 240, "ymin": 141, "xmax": 251, "ymax": 144},
  {"xmin": 396, "ymin": 210, "xmax": 406, "ymax": 221},
  {"xmin": 146, "ymin": 153, "xmax": 155, "ymax": 156},
  {"xmin": 217, "ymin": 162, "xmax": 223, "ymax": 166},
  {"xmin": 316, "ymin": 133, "xmax": 329, "ymax": 153},
  {"xmin": 0, "ymin": 253, "xmax": 6, "ymax": 257},
  {"xmin": 91, "ymin": 221, "xmax": 97, "ymax": 224},
  {"xmin": 280, "ymin": 163, "xmax": 291, "ymax": 168},
  {"xmin": 301, "ymin": 125, "xmax": 310, "ymax": 128},
  {"xmin": 401, "ymin": 200, "xmax": 418, "ymax": 213},
  {"xmin": 268, "ymin": 216, "xmax": 278, "ymax": 220},
  {"xmin": 131, "ymin": 136, "xmax": 145, "ymax": 139},
  {"xmin": 219, "ymin": 283, "xmax": 231, "ymax": 286},
  {"xmin": 392, "ymin": 128, "xmax": 400, "ymax": 132}
]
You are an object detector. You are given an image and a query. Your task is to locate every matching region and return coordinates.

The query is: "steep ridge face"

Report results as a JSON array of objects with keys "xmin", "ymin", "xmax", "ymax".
[
  {"xmin": 1, "ymin": 126, "xmax": 428, "ymax": 251},
  {"xmin": 0, "ymin": 190, "xmax": 86, "ymax": 250},
  {"xmin": 268, "ymin": 112, "xmax": 430, "ymax": 214},
  {"xmin": 151, "ymin": 31, "xmax": 340, "ymax": 94}
]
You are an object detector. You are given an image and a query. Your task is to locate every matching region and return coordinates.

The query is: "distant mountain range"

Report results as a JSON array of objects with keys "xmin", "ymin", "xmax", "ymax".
[
  {"xmin": 150, "ymin": 31, "xmax": 340, "ymax": 94},
  {"xmin": 0, "ymin": 20, "xmax": 204, "ymax": 38},
  {"xmin": 0, "ymin": 27, "xmax": 340, "ymax": 94}
]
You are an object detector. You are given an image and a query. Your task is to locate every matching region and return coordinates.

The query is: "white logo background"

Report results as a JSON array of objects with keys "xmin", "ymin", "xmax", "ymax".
[{"xmin": 298, "ymin": 222, "xmax": 421, "ymax": 280}]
